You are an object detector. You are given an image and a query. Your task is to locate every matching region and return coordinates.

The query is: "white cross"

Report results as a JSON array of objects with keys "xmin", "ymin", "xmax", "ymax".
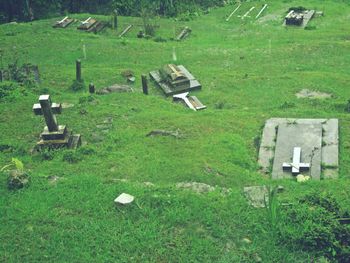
[
  {"xmin": 282, "ymin": 147, "xmax": 310, "ymax": 174},
  {"xmin": 173, "ymin": 92, "xmax": 196, "ymax": 111},
  {"xmin": 57, "ymin": 16, "xmax": 68, "ymax": 24},
  {"xmin": 82, "ymin": 17, "xmax": 92, "ymax": 25}
]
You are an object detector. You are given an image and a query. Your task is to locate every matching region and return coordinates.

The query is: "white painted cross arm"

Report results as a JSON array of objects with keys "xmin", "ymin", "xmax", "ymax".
[
  {"xmin": 82, "ymin": 17, "xmax": 92, "ymax": 24},
  {"xmin": 57, "ymin": 16, "xmax": 68, "ymax": 24}
]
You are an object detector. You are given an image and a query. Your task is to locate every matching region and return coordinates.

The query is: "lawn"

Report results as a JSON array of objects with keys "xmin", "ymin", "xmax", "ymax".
[{"xmin": 1, "ymin": 1, "xmax": 350, "ymax": 262}]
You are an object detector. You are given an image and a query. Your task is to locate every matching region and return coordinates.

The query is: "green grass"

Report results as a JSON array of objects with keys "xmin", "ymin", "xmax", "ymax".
[{"xmin": 1, "ymin": 1, "xmax": 350, "ymax": 262}]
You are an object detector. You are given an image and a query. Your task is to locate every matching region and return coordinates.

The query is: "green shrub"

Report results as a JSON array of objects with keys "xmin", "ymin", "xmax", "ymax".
[
  {"xmin": 70, "ymin": 79, "xmax": 85, "ymax": 91},
  {"xmin": 0, "ymin": 81, "xmax": 21, "ymax": 102},
  {"xmin": 62, "ymin": 150, "xmax": 82, "ymax": 163},
  {"xmin": 278, "ymin": 192, "xmax": 350, "ymax": 262},
  {"xmin": 154, "ymin": 36, "xmax": 167, "ymax": 42}
]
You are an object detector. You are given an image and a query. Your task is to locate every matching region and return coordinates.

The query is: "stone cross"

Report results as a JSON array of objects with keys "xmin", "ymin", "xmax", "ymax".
[
  {"xmin": 282, "ymin": 147, "xmax": 310, "ymax": 174},
  {"xmin": 33, "ymin": 95, "xmax": 62, "ymax": 132}
]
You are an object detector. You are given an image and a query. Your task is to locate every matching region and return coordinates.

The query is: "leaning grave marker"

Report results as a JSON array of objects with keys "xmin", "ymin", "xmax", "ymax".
[
  {"xmin": 258, "ymin": 118, "xmax": 339, "ymax": 180},
  {"xmin": 33, "ymin": 95, "xmax": 81, "ymax": 149}
]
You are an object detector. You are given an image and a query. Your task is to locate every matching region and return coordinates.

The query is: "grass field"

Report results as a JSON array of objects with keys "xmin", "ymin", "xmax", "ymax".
[{"xmin": 1, "ymin": 1, "xmax": 350, "ymax": 262}]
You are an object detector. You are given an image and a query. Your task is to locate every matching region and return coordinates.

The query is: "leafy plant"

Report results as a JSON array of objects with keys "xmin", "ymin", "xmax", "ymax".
[
  {"xmin": 70, "ymin": 79, "xmax": 85, "ymax": 91},
  {"xmin": 1, "ymin": 158, "xmax": 24, "ymax": 172},
  {"xmin": 277, "ymin": 192, "xmax": 350, "ymax": 262},
  {"xmin": 265, "ymin": 186, "xmax": 280, "ymax": 238}
]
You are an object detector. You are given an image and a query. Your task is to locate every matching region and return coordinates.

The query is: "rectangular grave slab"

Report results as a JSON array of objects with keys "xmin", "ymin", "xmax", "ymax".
[
  {"xmin": 150, "ymin": 65, "xmax": 201, "ymax": 96},
  {"xmin": 272, "ymin": 123, "xmax": 322, "ymax": 180},
  {"xmin": 258, "ymin": 118, "xmax": 339, "ymax": 180}
]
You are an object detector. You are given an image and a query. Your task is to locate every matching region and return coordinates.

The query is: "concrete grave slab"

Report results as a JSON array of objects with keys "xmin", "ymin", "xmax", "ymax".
[{"xmin": 258, "ymin": 118, "xmax": 339, "ymax": 180}]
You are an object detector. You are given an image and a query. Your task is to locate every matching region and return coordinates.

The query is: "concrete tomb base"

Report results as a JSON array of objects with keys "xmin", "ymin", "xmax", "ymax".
[{"xmin": 258, "ymin": 118, "xmax": 339, "ymax": 180}]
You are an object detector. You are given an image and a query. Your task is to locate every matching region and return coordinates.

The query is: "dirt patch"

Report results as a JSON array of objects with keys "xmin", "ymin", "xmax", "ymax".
[{"xmin": 296, "ymin": 89, "xmax": 332, "ymax": 99}]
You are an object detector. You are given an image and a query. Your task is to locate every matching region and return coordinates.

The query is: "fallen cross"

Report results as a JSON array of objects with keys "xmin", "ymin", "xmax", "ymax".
[
  {"xmin": 173, "ymin": 92, "xmax": 206, "ymax": 111},
  {"xmin": 239, "ymin": 7, "xmax": 256, "ymax": 20},
  {"xmin": 256, "ymin": 4, "xmax": 268, "ymax": 19},
  {"xmin": 176, "ymin": 26, "xmax": 191, "ymax": 41},
  {"xmin": 53, "ymin": 16, "xmax": 74, "ymax": 28},
  {"xmin": 33, "ymin": 95, "xmax": 81, "ymax": 150},
  {"xmin": 226, "ymin": 3, "xmax": 242, "ymax": 21},
  {"xmin": 282, "ymin": 147, "xmax": 310, "ymax": 175},
  {"xmin": 119, "ymin": 25, "xmax": 133, "ymax": 37}
]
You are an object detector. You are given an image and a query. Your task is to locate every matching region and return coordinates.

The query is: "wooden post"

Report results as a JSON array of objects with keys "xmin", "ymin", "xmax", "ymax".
[
  {"xmin": 76, "ymin": 60, "xmax": 81, "ymax": 82},
  {"xmin": 0, "ymin": 70, "xmax": 3, "ymax": 82},
  {"xmin": 89, "ymin": 83, "xmax": 95, "ymax": 94},
  {"xmin": 141, "ymin": 74, "xmax": 148, "ymax": 95},
  {"xmin": 112, "ymin": 10, "xmax": 118, "ymax": 30}
]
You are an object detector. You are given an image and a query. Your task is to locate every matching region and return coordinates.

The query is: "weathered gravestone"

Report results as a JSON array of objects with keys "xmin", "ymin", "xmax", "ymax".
[
  {"xmin": 33, "ymin": 95, "xmax": 81, "ymax": 149},
  {"xmin": 53, "ymin": 16, "xmax": 74, "ymax": 28},
  {"xmin": 284, "ymin": 8, "xmax": 315, "ymax": 28},
  {"xmin": 258, "ymin": 118, "xmax": 339, "ymax": 180},
  {"xmin": 149, "ymin": 64, "xmax": 201, "ymax": 96}
]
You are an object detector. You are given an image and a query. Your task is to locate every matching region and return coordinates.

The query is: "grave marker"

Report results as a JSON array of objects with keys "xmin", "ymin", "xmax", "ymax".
[
  {"xmin": 282, "ymin": 147, "xmax": 310, "ymax": 175},
  {"xmin": 76, "ymin": 60, "xmax": 82, "ymax": 82},
  {"xmin": 141, "ymin": 74, "xmax": 148, "ymax": 95},
  {"xmin": 33, "ymin": 95, "xmax": 81, "ymax": 149}
]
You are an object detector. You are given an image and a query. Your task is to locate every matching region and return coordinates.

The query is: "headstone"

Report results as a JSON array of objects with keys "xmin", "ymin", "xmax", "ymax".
[
  {"xmin": 114, "ymin": 193, "xmax": 134, "ymax": 205},
  {"xmin": 284, "ymin": 9, "xmax": 315, "ymax": 28},
  {"xmin": 258, "ymin": 118, "xmax": 339, "ymax": 180},
  {"xmin": 243, "ymin": 186, "xmax": 268, "ymax": 208},
  {"xmin": 33, "ymin": 95, "xmax": 81, "ymax": 149},
  {"xmin": 141, "ymin": 74, "xmax": 148, "ymax": 95},
  {"xmin": 76, "ymin": 60, "xmax": 81, "ymax": 82}
]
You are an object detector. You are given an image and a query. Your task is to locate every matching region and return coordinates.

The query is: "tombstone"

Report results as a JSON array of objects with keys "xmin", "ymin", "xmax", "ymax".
[
  {"xmin": 141, "ymin": 74, "xmax": 148, "ymax": 95},
  {"xmin": 76, "ymin": 60, "xmax": 82, "ymax": 82},
  {"xmin": 149, "ymin": 64, "xmax": 201, "ymax": 96},
  {"xmin": 33, "ymin": 95, "xmax": 81, "ymax": 149},
  {"xmin": 78, "ymin": 17, "xmax": 106, "ymax": 33},
  {"xmin": 258, "ymin": 118, "xmax": 339, "ymax": 180},
  {"xmin": 53, "ymin": 16, "xmax": 74, "ymax": 28},
  {"xmin": 284, "ymin": 9, "xmax": 315, "ymax": 28}
]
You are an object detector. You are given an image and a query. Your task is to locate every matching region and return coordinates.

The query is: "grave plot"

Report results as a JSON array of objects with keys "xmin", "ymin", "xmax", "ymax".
[
  {"xmin": 77, "ymin": 17, "xmax": 107, "ymax": 33},
  {"xmin": 33, "ymin": 95, "xmax": 81, "ymax": 150},
  {"xmin": 149, "ymin": 64, "xmax": 201, "ymax": 96},
  {"xmin": 258, "ymin": 118, "xmax": 339, "ymax": 180},
  {"xmin": 53, "ymin": 16, "xmax": 74, "ymax": 28},
  {"xmin": 284, "ymin": 7, "xmax": 317, "ymax": 28}
]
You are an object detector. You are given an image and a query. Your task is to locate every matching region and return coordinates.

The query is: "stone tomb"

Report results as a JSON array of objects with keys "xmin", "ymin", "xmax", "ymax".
[
  {"xmin": 33, "ymin": 95, "xmax": 81, "ymax": 149},
  {"xmin": 258, "ymin": 118, "xmax": 338, "ymax": 180},
  {"xmin": 149, "ymin": 64, "xmax": 201, "ymax": 96}
]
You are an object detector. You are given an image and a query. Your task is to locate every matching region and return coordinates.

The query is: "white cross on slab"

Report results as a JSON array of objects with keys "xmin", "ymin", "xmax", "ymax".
[
  {"xmin": 82, "ymin": 17, "xmax": 92, "ymax": 25},
  {"xmin": 282, "ymin": 147, "xmax": 310, "ymax": 174}
]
